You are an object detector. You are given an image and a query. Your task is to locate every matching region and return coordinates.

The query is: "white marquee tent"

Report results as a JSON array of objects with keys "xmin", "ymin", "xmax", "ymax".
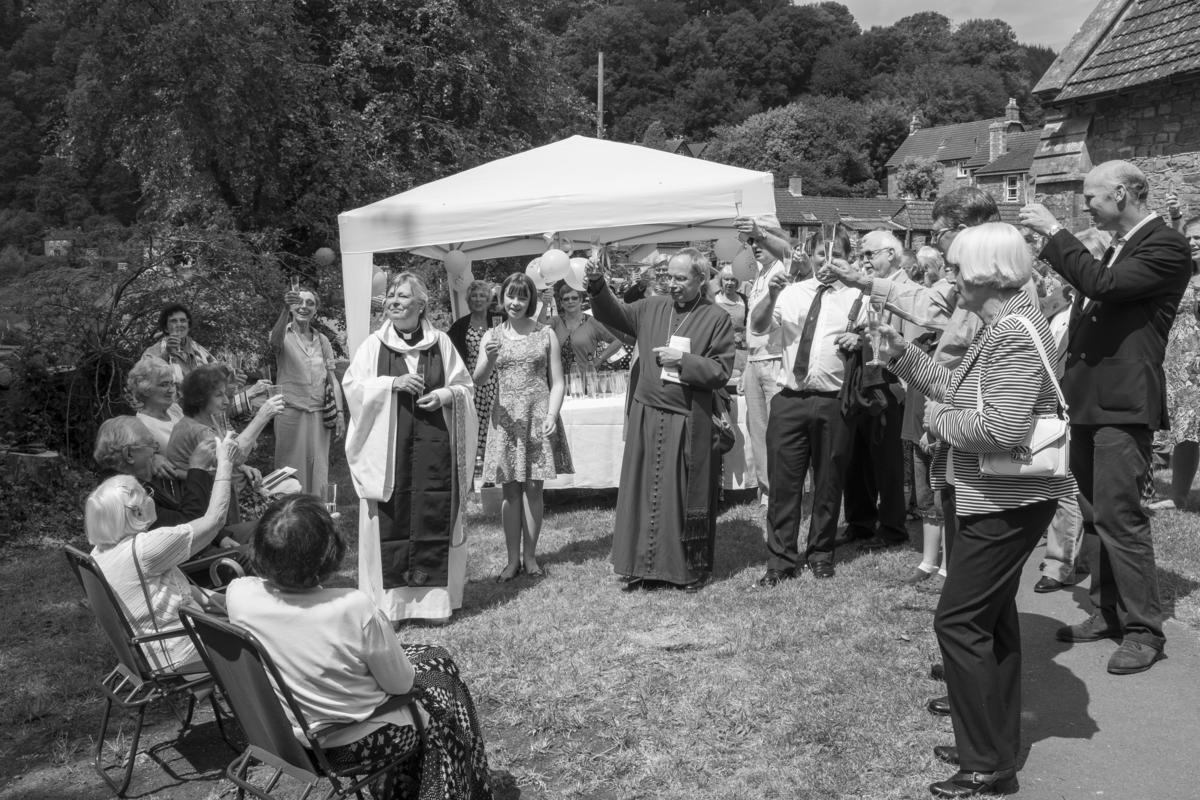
[{"xmin": 337, "ymin": 135, "xmax": 776, "ymax": 352}]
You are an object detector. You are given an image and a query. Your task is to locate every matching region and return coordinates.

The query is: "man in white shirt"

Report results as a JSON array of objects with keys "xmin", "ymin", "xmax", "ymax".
[
  {"xmin": 737, "ymin": 218, "xmax": 791, "ymax": 504},
  {"xmin": 749, "ymin": 236, "xmax": 865, "ymax": 583}
]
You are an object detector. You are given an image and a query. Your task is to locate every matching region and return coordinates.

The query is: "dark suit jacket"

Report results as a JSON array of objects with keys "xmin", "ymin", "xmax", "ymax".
[{"xmin": 1041, "ymin": 217, "xmax": 1191, "ymax": 428}]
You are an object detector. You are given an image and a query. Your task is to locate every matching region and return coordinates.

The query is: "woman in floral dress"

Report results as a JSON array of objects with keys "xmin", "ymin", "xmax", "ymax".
[
  {"xmin": 448, "ymin": 280, "xmax": 497, "ymax": 463},
  {"xmin": 1149, "ymin": 214, "xmax": 1200, "ymax": 510},
  {"xmin": 474, "ymin": 273, "xmax": 571, "ymax": 580}
]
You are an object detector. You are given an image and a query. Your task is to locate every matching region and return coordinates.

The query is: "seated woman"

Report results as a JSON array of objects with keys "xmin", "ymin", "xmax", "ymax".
[
  {"xmin": 226, "ymin": 495, "xmax": 493, "ymax": 800},
  {"xmin": 85, "ymin": 432, "xmax": 238, "ymax": 673},
  {"xmin": 128, "ymin": 356, "xmax": 183, "ymax": 459},
  {"xmin": 165, "ymin": 363, "xmax": 286, "ymax": 521}
]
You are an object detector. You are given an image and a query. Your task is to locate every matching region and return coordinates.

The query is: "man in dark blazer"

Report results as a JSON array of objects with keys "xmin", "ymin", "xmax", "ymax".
[{"xmin": 1020, "ymin": 160, "xmax": 1191, "ymax": 675}]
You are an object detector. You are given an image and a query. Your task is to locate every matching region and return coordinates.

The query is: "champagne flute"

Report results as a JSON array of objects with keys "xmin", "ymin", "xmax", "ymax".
[
  {"xmin": 323, "ymin": 483, "xmax": 338, "ymax": 515},
  {"xmin": 867, "ymin": 298, "xmax": 885, "ymax": 366}
]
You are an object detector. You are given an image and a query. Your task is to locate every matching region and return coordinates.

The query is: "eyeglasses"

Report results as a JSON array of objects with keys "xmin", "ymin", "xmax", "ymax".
[
  {"xmin": 860, "ymin": 247, "xmax": 893, "ymax": 261},
  {"xmin": 931, "ymin": 227, "xmax": 961, "ymax": 248}
]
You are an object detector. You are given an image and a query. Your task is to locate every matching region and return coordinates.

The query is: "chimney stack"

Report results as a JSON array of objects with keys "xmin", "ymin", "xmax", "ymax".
[
  {"xmin": 988, "ymin": 120, "xmax": 1006, "ymax": 162},
  {"xmin": 1006, "ymin": 97, "xmax": 1020, "ymax": 123},
  {"xmin": 789, "ymin": 176, "xmax": 803, "ymax": 197},
  {"xmin": 909, "ymin": 113, "xmax": 922, "ymax": 134}
]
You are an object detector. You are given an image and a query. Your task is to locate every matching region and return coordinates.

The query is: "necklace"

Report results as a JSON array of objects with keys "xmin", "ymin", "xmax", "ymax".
[{"xmin": 666, "ymin": 295, "xmax": 701, "ymax": 344}]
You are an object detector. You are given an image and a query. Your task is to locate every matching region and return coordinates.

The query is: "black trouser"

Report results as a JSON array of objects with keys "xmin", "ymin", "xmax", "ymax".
[
  {"xmin": 937, "ymin": 499, "xmax": 1057, "ymax": 773},
  {"xmin": 842, "ymin": 397, "xmax": 907, "ymax": 541},
  {"xmin": 1071, "ymin": 424, "xmax": 1165, "ymax": 647},
  {"xmin": 765, "ymin": 389, "xmax": 851, "ymax": 569}
]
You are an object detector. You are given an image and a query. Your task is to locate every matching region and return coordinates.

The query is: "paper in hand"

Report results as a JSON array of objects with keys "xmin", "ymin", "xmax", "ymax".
[{"xmin": 660, "ymin": 335, "xmax": 690, "ymax": 384}]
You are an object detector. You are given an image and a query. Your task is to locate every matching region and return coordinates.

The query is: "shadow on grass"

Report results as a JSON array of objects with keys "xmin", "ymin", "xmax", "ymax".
[{"xmin": 1017, "ymin": 611, "xmax": 1098, "ymax": 769}]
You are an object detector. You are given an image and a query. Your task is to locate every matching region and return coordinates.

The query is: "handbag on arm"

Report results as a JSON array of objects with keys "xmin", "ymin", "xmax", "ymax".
[{"xmin": 977, "ymin": 314, "xmax": 1070, "ymax": 478}]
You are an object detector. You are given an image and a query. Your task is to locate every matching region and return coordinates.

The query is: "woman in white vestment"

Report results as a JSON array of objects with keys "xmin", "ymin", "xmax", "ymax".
[{"xmin": 343, "ymin": 272, "xmax": 476, "ymax": 623}]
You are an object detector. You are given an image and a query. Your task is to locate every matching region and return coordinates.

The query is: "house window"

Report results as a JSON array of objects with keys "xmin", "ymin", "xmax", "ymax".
[
  {"xmin": 1005, "ymin": 175, "xmax": 1020, "ymax": 203},
  {"xmin": 956, "ymin": 161, "xmax": 970, "ymax": 178}
]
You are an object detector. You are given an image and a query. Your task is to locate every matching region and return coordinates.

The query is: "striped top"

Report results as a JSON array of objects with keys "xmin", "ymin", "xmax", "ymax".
[{"xmin": 891, "ymin": 292, "xmax": 1077, "ymax": 516}]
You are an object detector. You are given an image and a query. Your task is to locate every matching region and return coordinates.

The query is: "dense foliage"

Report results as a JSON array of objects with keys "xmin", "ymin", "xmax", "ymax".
[{"xmin": 0, "ymin": 0, "xmax": 1054, "ymax": 452}]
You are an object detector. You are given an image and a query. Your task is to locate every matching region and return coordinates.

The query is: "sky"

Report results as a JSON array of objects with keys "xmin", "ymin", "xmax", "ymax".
[{"xmin": 834, "ymin": 0, "xmax": 1101, "ymax": 50}]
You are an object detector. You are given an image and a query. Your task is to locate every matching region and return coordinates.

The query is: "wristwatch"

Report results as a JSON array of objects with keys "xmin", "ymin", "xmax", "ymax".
[{"xmin": 1047, "ymin": 224, "xmax": 1063, "ymax": 237}]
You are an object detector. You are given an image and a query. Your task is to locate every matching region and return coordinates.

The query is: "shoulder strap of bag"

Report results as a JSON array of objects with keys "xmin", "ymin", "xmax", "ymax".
[
  {"xmin": 132, "ymin": 535, "xmax": 172, "ymax": 667},
  {"xmin": 845, "ymin": 292, "xmax": 864, "ymax": 333},
  {"xmin": 975, "ymin": 313, "xmax": 1068, "ymax": 416}
]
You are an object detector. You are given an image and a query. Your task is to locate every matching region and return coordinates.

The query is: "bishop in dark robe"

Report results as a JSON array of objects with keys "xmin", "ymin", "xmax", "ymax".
[{"xmin": 588, "ymin": 248, "xmax": 735, "ymax": 592}]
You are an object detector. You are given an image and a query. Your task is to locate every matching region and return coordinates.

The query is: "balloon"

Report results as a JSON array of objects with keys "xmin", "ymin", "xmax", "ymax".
[
  {"xmin": 566, "ymin": 257, "xmax": 588, "ymax": 292},
  {"xmin": 525, "ymin": 259, "xmax": 547, "ymax": 290},
  {"xmin": 371, "ymin": 268, "xmax": 388, "ymax": 296},
  {"xmin": 444, "ymin": 249, "xmax": 471, "ymax": 275},
  {"xmin": 539, "ymin": 248, "xmax": 570, "ymax": 282},
  {"xmin": 731, "ymin": 248, "xmax": 757, "ymax": 282},
  {"xmin": 314, "ymin": 247, "xmax": 336, "ymax": 266},
  {"xmin": 713, "ymin": 237, "xmax": 742, "ymax": 262}
]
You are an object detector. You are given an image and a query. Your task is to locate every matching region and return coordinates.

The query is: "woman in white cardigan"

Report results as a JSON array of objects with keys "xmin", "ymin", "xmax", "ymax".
[{"xmin": 343, "ymin": 272, "xmax": 476, "ymax": 624}]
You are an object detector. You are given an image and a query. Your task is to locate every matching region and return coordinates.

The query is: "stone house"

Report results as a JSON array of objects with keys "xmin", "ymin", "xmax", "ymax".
[
  {"xmin": 885, "ymin": 99, "xmax": 1026, "ymax": 199},
  {"xmin": 1031, "ymin": 0, "xmax": 1200, "ymax": 229}
]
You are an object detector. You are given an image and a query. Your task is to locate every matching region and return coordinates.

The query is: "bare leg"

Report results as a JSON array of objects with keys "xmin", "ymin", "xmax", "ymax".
[
  {"xmin": 521, "ymin": 479, "xmax": 545, "ymax": 574},
  {"xmin": 499, "ymin": 481, "xmax": 523, "ymax": 580},
  {"xmin": 1171, "ymin": 441, "xmax": 1199, "ymax": 508}
]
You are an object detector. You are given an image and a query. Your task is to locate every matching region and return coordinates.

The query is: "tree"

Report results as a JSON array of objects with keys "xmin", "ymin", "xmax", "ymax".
[{"xmin": 895, "ymin": 157, "xmax": 941, "ymax": 199}]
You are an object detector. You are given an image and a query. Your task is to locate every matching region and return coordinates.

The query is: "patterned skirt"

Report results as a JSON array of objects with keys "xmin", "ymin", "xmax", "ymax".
[{"xmin": 325, "ymin": 644, "xmax": 493, "ymax": 800}]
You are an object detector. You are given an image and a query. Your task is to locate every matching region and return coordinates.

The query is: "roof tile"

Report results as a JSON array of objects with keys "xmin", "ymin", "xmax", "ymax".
[{"xmin": 884, "ymin": 119, "xmax": 1005, "ymax": 168}]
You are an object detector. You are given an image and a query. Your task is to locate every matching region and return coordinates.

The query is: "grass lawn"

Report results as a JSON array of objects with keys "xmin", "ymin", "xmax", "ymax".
[{"xmin": 2, "ymin": 456, "xmax": 1198, "ymax": 799}]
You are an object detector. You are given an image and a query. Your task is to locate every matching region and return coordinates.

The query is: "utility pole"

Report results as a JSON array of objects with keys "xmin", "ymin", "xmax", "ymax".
[{"xmin": 596, "ymin": 51, "xmax": 604, "ymax": 139}]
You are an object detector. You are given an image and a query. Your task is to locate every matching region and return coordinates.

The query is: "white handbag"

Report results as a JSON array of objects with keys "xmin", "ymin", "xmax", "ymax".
[{"xmin": 977, "ymin": 315, "xmax": 1070, "ymax": 478}]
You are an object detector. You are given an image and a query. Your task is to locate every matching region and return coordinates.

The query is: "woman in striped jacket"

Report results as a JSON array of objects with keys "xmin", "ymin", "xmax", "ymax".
[{"xmin": 878, "ymin": 222, "xmax": 1077, "ymax": 799}]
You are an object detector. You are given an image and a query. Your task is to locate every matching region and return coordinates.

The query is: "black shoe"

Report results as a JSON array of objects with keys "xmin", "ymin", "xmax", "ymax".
[
  {"xmin": 833, "ymin": 526, "xmax": 874, "ymax": 547},
  {"xmin": 933, "ymin": 745, "xmax": 959, "ymax": 766},
  {"xmin": 808, "ymin": 561, "xmax": 836, "ymax": 579},
  {"xmin": 930, "ymin": 662, "xmax": 945, "ymax": 681},
  {"xmin": 620, "ymin": 578, "xmax": 644, "ymax": 593},
  {"xmin": 680, "ymin": 573, "xmax": 713, "ymax": 593},
  {"xmin": 929, "ymin": 769, "xmax": 1018, "ymax": 797},
  {"xmin": 1033, "ymin": 576, "xmax": 1064, "ymax": 593},
  {"xmin": 757, "ymin": 568, "xmax": 797, "ymax": 587},
  {"xmin": 926, "ymin": 695, "xmax": 951, "ymax": 716},
  {"xmin": 858, "ymin": 535, "xmax": 907, "ymax": 552}
]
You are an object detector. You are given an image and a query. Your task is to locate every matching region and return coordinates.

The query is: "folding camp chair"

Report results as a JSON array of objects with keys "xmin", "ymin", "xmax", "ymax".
[
  {"xmin": 63, "ymin": 545, "xmax": 232, "ymax": 796},
  {"xmin": 178, "ymin": 608, "xmax": 426, "ymax": 800}
]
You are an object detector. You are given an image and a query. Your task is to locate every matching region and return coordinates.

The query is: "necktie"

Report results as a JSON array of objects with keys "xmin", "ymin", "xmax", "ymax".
[{"xmin": 793, "ymin": 283, "xmax": 831, "ymax": 386}]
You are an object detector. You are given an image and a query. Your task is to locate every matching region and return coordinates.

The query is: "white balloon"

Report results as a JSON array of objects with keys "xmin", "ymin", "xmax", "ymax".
[
  {"xmin": 525, "ymin": 259, "xmax": 547, "ymax": 290},
  {"xmin": 713, "ymin": 237, "xmax": 742, "ymax": 262},
  {"xmin": 539, "ymin": 248, "xmax": 570, "ymax": 282},
  {"xmin": 314, "ymin": 247, "xmax": 336, "ymax": 266},
  {"xmin": 566, "ymin": 257, "xmax": 589, "ymax": 292},
  {"xmin": 444, "ymin": 250, "xmax": 471, "ymax": 275},
  {"xmin": 731, "ymin": 248, "xmax": 757, "ymax": 282}
]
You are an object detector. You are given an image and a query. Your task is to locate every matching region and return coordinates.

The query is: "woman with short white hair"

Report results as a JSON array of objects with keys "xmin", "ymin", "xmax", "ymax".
[
  {"xmin": 877, "ymin": 221, "xmax": 1077, "ymax": 798},
  {"xmin": 86, "ymin": 433, "xmax": 237, "ymax": 672}
]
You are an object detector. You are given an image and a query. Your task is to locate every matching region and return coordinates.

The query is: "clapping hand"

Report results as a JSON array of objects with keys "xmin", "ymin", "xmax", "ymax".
[{"xmin": 392, "ymin": 373, "xmax": 425, "ymax": 395}]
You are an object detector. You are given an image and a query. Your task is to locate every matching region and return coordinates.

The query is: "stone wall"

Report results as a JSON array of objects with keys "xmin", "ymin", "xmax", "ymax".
[{"xmin": 1034, "ymin": 74, "xmax": 1200, "ymax": 230}]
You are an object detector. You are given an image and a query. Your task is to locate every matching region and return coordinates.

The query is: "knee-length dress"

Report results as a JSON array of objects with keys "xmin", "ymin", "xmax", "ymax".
[
  {"xmin": 448, "ymin": 315, "xmax": 497, "ymax": 462},
  {"xmin": 480, "ymin": 324, "xmax": 572, "ymax": 483}
]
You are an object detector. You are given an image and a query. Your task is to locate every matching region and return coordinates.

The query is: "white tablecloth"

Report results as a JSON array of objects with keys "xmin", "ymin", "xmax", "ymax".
[{"xmin": 544, "ymin": 394, "xmax": 758, "ymax": 491}]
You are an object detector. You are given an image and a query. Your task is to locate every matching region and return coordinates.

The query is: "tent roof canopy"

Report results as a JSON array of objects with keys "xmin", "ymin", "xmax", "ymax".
[{"xmin": 337, "ymin": 135, "xmax": 777, "ymax": 261}]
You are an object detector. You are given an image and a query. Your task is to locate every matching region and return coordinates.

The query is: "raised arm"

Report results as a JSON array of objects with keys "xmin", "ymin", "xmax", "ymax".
[
  {"xmin": 186, "ymin": 433, "xmax": 238, "ymax": 554},
  {"xmin": 750, "ymin": 272, "xmax": 788, "ymax": 335}
]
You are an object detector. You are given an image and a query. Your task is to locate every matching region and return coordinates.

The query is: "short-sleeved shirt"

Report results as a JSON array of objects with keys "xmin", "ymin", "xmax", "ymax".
[
  {"xmin": 226, "ymin": 579, "xmax": 416, "ymax": 746},
  {"xmin": 275, "ymin": 324, "xmax": 334, "ymax": 411},
  {"xmin": 745, "ymin": 260, "xmax": 785, "ymax": 360},
  {"xmin": 92, "ymin": 525, "xmax": 197, "ymax": 671},
  {"xmin": 550, "ymin": 315, "xmax": 613, "ymax": 365}
]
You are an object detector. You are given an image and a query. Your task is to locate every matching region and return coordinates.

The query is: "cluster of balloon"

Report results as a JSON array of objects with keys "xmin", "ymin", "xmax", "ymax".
[
  {"xmin": 313, "ymin": 247, "xmax": 336, "ymax": 266},
  {"xmin": 525, "ymin": 258, "xmax": 547, "ymax": 290}
]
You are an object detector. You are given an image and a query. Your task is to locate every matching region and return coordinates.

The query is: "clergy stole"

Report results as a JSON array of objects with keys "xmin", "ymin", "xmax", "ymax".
[{"xmin": 376, "ymin": 344, "xmax": 453, "ymax": 587}]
